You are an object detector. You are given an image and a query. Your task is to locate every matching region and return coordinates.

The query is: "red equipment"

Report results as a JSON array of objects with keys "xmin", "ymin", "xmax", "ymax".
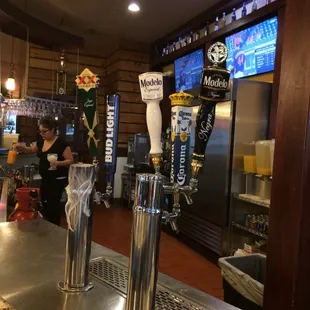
[{"xmin": 9, "ymin": 188, "xmax": 43, "ymax": 221}]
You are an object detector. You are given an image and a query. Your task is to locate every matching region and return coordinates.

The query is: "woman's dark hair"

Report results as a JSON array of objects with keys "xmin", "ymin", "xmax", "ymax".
[{"xmin": 39, "ymin": 116, "xmax": 58, "ymax": 132}]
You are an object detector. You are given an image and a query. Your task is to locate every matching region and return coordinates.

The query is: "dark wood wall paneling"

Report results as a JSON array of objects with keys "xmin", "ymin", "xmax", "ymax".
[
  {"xmin": 27, "ymin": 42, "xmax": 150, "ymax": 152},
  {"xmin": 99, "ymin": 44, "xmax": 150, "ymax": 150},
  {"xmin": 263, "ymin": 0, "xmax": 310, "ymax": 308},
  {"xmin": 268, "ymin": 7, "xmax": 285, "ymax": 138},
  {"xmin": 28, "ymin": 44, "xmax": 107, "ymax": 100},
  {"xmin": 26, "ymin": 44, "xmax": 107, "ymax": 147}
]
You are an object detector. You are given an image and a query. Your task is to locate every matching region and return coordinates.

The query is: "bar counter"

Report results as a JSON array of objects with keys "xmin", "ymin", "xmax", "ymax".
[{"xmin": 0, "ymin": 220, "xmax": 238, "ymax": 310}]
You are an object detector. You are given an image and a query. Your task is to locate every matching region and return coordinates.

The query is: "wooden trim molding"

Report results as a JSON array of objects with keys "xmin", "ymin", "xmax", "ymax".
[{"xmin": 263, "ymin": 0, "xmax": 310, "ymax": 308}]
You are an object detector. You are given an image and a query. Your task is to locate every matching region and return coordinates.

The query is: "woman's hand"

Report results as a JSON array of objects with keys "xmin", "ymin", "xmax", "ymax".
[
  {"xmin": 15, "ymin": 143, "xmax": 38, "ymax": 154},
  {"xmin": 50, "ymin": 161, "xmax": 60, "ymax": 169},
  {"xmin": 15, "ymin": 143, "xmax": 26, "ymax": 152}
]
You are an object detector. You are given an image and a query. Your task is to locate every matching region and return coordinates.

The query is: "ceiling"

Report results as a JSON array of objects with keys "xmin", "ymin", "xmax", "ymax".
[{"xmin": 8, "ymin": 0, "xmax": 221, "ymax": 45}]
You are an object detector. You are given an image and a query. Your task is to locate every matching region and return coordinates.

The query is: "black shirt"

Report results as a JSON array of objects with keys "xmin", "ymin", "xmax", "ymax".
[{"xmin": 37, "ymin": 137, "xmax": 69, "ymax": 179}]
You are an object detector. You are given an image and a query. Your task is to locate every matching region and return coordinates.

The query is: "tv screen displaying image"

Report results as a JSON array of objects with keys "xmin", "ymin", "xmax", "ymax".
[
  {"xmin": 174, "ymin": 48, "xmax": 204, "ymax": 92},
  {"xmin": 225, "ymin": 16, "xmax": 278, "ymax": 78}
]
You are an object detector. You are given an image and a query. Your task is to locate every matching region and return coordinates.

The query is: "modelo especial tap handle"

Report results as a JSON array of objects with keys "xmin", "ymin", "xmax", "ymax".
[
  {"xmin": 191, "ymin": 42, "xmax": 230, "ymax": 183},
  {"xmin": 139, "ymin": 72, "xmax": 164, "ymax": 173}
]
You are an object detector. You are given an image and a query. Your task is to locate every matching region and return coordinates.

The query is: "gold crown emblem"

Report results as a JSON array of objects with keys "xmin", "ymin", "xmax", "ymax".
[{"xmin": 169, "ymin": 90, "xmax": 194, "ymax": 107}]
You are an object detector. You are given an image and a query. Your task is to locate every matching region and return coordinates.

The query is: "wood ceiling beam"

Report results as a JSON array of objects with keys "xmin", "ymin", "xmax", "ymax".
[{"xmin": 0, "ymin": 0, "xmax": 83, "ymax": 48}]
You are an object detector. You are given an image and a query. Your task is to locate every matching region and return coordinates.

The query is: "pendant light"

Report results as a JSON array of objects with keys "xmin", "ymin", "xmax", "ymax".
[
  {"xmin": 5, "ymin": 37, "xmax": 16, "ymax": 93},
  {"xmin": 128, "ymin": 1, "xmax": 140, "ymax": 12}
]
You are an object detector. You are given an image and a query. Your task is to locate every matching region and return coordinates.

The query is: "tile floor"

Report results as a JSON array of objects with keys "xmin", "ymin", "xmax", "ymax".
[{"xmin": 88, "ymin": 204, "xmax": 224, "ymax": 300}]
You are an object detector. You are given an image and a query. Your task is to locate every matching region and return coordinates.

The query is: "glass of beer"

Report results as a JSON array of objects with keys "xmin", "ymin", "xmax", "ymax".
[{"xmin": 47, "ymin": 153, "xmax": 58, "ymax": 170}]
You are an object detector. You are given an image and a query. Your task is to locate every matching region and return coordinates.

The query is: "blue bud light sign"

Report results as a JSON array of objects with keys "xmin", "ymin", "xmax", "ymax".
[{"xmin": 105, "ymin": 94, "xmax": 120, "ymax": 184}]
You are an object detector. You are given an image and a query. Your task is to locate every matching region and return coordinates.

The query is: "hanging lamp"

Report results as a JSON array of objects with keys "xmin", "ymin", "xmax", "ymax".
[{"xmin": 5, "ymin": 37, "xmax": 16, "ymax": 93}]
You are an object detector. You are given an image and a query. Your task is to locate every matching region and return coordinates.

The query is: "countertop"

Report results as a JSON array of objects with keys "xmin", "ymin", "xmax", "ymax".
[{"xmin": 0, "ymin": 220, "xmax": 239, "ymax": 310}]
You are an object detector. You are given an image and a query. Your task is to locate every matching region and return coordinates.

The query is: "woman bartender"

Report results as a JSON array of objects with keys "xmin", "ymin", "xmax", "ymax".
[{"xmin": 17, "ymin": 116, "xmax": 73, "ymax": 225}]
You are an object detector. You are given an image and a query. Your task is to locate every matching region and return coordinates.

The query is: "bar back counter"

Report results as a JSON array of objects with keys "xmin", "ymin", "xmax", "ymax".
[{"xmin": 0, "ymin": 220, "xmax": 238, "ymax": 310}]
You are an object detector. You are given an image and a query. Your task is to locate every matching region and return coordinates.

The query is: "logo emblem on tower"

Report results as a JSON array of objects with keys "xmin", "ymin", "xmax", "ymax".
[{"xmin": 207, "ymin": 42, "xmax": 228, "ymax": 65}]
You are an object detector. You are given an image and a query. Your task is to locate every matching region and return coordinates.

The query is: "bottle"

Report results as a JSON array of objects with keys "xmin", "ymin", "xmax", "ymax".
[
  {"xmin": 176, "ymin": 37, "xmax": 182, "ymax": 50},
  {"xmin": 205, "ymin": 22, "xmax": 210, "ymax": 36},
  {"xmin": 172, "ymin": 42, "xmax": 176, "ymax": 52},
  {"xmin": 194, "ymin": 30, "xmax": 200, "ymax": 41},
  {"xmin": 252, "ymin": 0, "xmax": 258, "ymax": 11},
  {"xmin": 187, "ymin": 32, "xmax": 193, "ymax": 44},
  {"xmin": 222, "ymin": 12, "xmax": 227, "ymax": 27},
  {"xmin": 7, "ymin": 141, "xmax": 17, "ymax": 165},
  {"xmin": 231, "ymin": 8, "xmax": 236, "ymax": 22},
  {"xmin": 214, "ymin": 16, "xmax": 219, "ymax": 31},
  {"xmin": 165, "ymin": 44, "xmax": 169, "ymax": 55},
  {"xmin": 242, "ymin": 2, "xmax": 247, "ymax": 17},
  {"xmin": 162, "ymin": 47, "xmax": 166, "ymax": 57}
]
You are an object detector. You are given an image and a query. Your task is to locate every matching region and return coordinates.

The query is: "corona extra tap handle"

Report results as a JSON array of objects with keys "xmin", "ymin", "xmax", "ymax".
[
  {"xmin": 139, "ymin": 72, "xmax": 164, "ymax": 172},
  {"xmin": 191, "ymin": 42, "xmax": 230, "ymax": 185}
]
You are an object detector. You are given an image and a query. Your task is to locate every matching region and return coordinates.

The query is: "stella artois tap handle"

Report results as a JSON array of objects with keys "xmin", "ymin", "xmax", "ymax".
[
  {"xmin": 139, "ymin": 72, "xmax": 164, "ymax": 173},
  {"xmin": 190, "ymin": 42, "xmax": 230, "ymax": 189}
]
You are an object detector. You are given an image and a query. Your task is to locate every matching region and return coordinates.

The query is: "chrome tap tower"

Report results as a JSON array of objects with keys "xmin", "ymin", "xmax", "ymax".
[
  {"xmin": 126, "ymin": 42, "xmax": 230, "ymax": 310},
  {"xmin": 58, "ymin": 163, "xmax": 96, "ymax": 292}
]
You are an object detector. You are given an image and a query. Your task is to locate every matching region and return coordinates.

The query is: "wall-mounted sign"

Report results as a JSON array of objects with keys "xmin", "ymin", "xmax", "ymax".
[
  {"xmin": 75, "ymin": 68, "xmax": 99, "ymax": 92},
  {"xmin": 76, "ymin": 68, "xmax": 99, "ymax": 155}
]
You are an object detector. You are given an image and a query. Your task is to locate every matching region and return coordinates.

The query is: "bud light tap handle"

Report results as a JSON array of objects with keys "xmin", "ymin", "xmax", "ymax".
[
  {"xmin": 104, "ymin": 94, "xmax": 120, "ymax": 199},
  {"xmin": 139, "ymin": 72, "xmax": 164, "ymax": 173},
  {"xmin": 191, "ymin": 42, "xmax": 230, "ymax": 186}
]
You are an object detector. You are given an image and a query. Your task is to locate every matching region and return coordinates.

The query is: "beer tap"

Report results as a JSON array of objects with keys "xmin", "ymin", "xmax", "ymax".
[
  {"xmin": 126, "ymin": 42, "xmax": 230, "ymax": 310},
  {"xmin": 92, "ymin": 156, "xmax": 111, "ymax": 209},
  {"xmin": 93, "ymin": 94, "xmax": 120, "ymax": 209},
  {"xmin": 163, "ymin": 42, "xmax": 230, "ymax": 231}
]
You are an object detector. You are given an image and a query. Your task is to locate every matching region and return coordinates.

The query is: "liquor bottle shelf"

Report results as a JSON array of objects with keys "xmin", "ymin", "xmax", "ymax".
[
  {"xmin": 152, "ymin": 0, "xmax": 285, "ymax": 67},
  {"xmin": 233, "ymin": 193, "xmax": 270, "ymax": 208},
  {"xmin": 232, "ymin": 222, "xmax": 268, "ymax": 239}
]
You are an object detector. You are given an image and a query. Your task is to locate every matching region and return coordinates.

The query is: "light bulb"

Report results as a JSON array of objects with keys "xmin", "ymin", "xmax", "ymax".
[
  {"xmin": 5, "ymin": 77, "xmax": 16, "ymax": 91},
  {"xmin": 128, "ymin": 2, "xmax": 140, "ymax": 12}
]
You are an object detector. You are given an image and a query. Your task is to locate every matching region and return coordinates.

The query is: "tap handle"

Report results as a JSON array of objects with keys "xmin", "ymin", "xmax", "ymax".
[
  {"xmin": 170, "ymin": 220, "xmax": 179, "ymax": 233},
  {"xmin": 181, "ymin": 191, "xmax": 193, "ymax": 205},
  {"xmin": 94, "ymin": 191, "xmax": 111, "ymax": 208},
  {"xmin": 102, "ymin": 196, "xmax": 111, "ymax": 209},
  {"xmin": 180, "ymin": 186, "xmax": 197, "ymax": 205},
  {"xmin": 139, "ymin": 72, "xmax": 164, "ymax": 171},
  {"xmin": 191, "ymin": 43, "xmax": 231, "ymax": 180},
  {"xmin": 94, "ymin": 191, "xmax": 102, "ymax": 205},
  {"xmin": 193, "ymin": 103, "xmax": 216, "ymax": 159}
]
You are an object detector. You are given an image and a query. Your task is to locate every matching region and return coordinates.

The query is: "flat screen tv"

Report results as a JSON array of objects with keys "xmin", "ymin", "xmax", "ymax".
[
  {"xmin": 174, "ymin": 48, "xmax": 204, "ymax": 92},
  {"xmin": 225, "ymin": 16, "xmax": 278, "ymax": 78}
]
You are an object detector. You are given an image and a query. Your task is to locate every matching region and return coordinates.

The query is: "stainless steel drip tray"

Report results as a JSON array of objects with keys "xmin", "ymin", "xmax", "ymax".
[{"xmin": 90, "ymin": 257, "xmax": 212, "ymax": 310}]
